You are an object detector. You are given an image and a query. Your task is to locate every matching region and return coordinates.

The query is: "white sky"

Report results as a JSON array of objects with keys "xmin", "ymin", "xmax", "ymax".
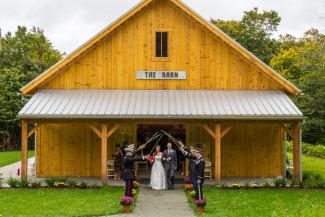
[{"xmin": 0, "ymin": 0, "xmax": 324, "ymax": 54}]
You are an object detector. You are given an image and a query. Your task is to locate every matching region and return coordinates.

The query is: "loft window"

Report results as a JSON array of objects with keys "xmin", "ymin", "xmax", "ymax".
[{"xmin": 156, "ymin": 32, "xmax": 168, "ymax": 57}]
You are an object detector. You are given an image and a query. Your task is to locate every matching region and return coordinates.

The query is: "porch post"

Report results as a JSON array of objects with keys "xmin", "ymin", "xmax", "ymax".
[
  {"xmin": 101, "ymin": 123, "xmax": 108, "ymax": 185},
  {"xmin": 21, "ymin": 120, "xmax": 28, "ymax": 179},
  {"xmin": 215, "ymin": 124, "xmax": 221, "ymax": 185},
  {"xmin": 292, "ymin": 122, "xmax": 302, "ymax": 181}
]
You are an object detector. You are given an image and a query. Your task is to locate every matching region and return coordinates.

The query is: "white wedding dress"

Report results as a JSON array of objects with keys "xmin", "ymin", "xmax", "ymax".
[{"xmin": 150, "ymin": 155, "xmax": 167, "ymax": 190}]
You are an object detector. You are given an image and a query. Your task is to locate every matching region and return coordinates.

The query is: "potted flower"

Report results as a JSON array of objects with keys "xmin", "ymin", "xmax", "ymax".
[
  {"xmin": 133, "ymin": 180, "xmax": 140, "ymax": 189},
  {"xmin": 120, "ymin": 196, "xmax": 134, "ymax": 213},
  {"xmin": 232, "ymin": 183, "xmax": 241, "ymax": 189},
  {"xmin": 132, "ymin": 189, "xmax": 138, "ymax": 197},
  {"xmin": 184, "ymin": 177, "xmax": 191, "ymax": 185},
  {"xmin": 194, "ymin": 199, "xmax": 207, "ymax": 213},
  {"xmin": 184, "ymin": 183, "xmax": 193, "ymax": 191}
]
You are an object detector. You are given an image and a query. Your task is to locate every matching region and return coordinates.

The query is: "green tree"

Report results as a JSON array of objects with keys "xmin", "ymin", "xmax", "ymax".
[
  {"xmin": 270, "ymin": 29, "xmax": 325, "ymax": 144},
  {"xmin": 0, "ymin": 26, "xmax": 62, "ymax": 149},
  {"xmin": 212, "ymin": 7, "xmax": 281, "ymax": 64}
]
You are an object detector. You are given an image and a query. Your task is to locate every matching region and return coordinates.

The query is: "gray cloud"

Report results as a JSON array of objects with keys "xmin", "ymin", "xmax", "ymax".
[{"xmin": 0, "ymin": 0, "xmax": 324, "ymax": 54}]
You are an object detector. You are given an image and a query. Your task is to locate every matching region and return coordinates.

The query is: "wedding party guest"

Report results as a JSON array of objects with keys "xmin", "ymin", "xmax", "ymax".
[
  {"xmin": 113, "ymin": 144, "xmax": 124, "ymax": 181},
  {"xmin": 193, "ymin": 147, "xmax": 205, "ymax": 200},
  {"xmin": 123, "ymin": 144, "xmax": 146, "ymax": 197},
  {"xmin": 162, "ymin": 142, "xmax": 177, "ymax": 190},
  {"xmin": 180, "ymin": 144, "xmax": 197, "ymax": 184}
]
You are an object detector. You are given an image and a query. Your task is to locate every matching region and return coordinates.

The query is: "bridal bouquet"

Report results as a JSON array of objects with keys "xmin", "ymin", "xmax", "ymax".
[{"xmin": 146, "ymin": 155, "xmax": 154, "ymax": 162}]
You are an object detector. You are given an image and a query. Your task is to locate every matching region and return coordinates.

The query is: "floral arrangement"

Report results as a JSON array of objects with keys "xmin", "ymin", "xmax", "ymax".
[
  {"xmin": 56, "ymin": 182, "xmax": 66, "ymax": 188},
  {"xmin": 194, "ymin": 199, "xmax": 207, "ymax": 207},
  {"xmin": 146, "ymin": 155, "xmax": 154, "ymax": 162},
  {"xmin": 120, "ymin": 196, "xmax": 134, "ymax": 205},
  {"xmin": 133, "ymin": 180, "xmax": 140, "ymax": 189},
  {"xmin": 232, "ymin": 183, "xmax": 241, "ymax": 189},
  {"xmin": 184, "ymin": 184, "xmax": 193, "ymax": 190},
  {"xmin": 132, "ymin": 189, "xmax": 138, "ymax": 197},
  {"xmin": 188, "ymin": 190, "xmax": 196, "ymax": 198},
  {"xmin": 184, "ymin": 177, "xmax": 191, "ymax": 184}
]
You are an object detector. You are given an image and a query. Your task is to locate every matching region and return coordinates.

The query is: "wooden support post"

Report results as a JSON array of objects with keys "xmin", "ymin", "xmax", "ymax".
[
  {"xmin": 215, "ymin": 124, "xmax": 221, "ymax": 185},
  {"xmin": 292, "ymin": 122, "xmax": 302, "ymax": 181},
  {"xmin": 21, "ymin": 120, "xmax": 28, "ymax": 179},
  {"xmin": 101, "ymin": 123, "xmax": 108, "ymax": 185}
]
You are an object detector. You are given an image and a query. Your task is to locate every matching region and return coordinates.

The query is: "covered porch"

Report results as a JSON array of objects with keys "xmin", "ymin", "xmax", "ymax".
[{"xmin": 18, "ymin": 90, "xmax": 303, "ymax": 185}]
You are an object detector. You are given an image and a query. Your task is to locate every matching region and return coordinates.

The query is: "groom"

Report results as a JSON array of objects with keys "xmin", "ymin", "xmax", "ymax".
[{"xmin": 163, "ymin": 142, "xmax": 177, "ymax": 190}]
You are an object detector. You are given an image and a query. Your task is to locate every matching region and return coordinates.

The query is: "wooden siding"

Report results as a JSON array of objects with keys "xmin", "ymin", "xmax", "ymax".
[
  {"xmin": 36, "ymin": 124, "xmax": 136, "ymax": 177},
  {"xmin": 36, "ymin": 122, "xmax": 283, "ymax": 177},
  {"xmin": 41, "ymin": 0, "xmax": 280, "ymax": 91}
]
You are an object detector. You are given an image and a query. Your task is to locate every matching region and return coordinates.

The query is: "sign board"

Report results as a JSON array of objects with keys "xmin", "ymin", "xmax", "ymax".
[{"xmin": 136, "ymin": 71, "xmax": 187, "ymax": 80}]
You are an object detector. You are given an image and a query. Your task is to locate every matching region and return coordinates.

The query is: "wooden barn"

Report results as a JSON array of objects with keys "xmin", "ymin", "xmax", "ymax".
[{"xmin": 18, "ymin": 0, "xmax": 303, "ymax": 185}]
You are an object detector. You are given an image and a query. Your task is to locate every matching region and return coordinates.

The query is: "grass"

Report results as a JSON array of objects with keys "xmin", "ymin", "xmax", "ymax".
[
  {"xmin": 0, "ymin": 186, "xmax": 124, "ymax": 217},
  {"xmin": 191, "ymin": 188, "xmax": 325, "ymax": 217},
  {"xmin": 287, "ymin": 152, "xmax": 325, "ymax": 178},
  {"xmin": 0, "ymin": 151, "xmax": 34, "ymax": 167}
]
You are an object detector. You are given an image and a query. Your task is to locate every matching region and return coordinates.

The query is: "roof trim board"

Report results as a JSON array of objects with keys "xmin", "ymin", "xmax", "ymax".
[{"xmin": 20, "ymin": 0, "xmax": 301, "ymax": 96}]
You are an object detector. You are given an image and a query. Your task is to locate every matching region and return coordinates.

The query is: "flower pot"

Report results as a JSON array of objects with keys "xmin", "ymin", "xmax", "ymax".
[
  {"xmin": 122, "ymin": 205, "xmax": 131, "ymax": 213},
  {"xmin": 197, "ymin": 206, "xmax": 205, "ymax": 213}
]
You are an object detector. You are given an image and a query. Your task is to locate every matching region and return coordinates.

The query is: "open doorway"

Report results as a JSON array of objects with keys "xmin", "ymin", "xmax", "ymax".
[{"xmin": 136, "ymin": 124, "xmax": 186, "ymax": 179}]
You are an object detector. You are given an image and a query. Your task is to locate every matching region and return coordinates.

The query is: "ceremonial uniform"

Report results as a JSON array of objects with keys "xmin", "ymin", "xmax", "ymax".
[
  {"xmin": 192, "ymin": 156, "xmax": 205, "ymax": 200},
  {"xmin": 183, "ymin": 149, "xmax": 196, "ymax": 183},
  {"xmin": 123, "ymin": 145, "xmax": 146, "ymax": 197}
]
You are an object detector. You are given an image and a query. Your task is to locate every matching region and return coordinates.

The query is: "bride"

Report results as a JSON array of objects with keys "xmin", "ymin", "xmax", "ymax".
[{"xmin": 149, "ymin": 145, "xmax": 167, "ymax": 190}]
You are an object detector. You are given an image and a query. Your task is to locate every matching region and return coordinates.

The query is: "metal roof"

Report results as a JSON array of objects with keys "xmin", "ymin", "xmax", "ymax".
[{"xmin": 18, "ymin": 90, "xmax": 303, "ymax": 120}]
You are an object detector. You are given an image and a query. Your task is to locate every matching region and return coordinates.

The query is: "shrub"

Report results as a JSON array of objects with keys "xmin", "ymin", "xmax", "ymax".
[
  {"xmin": 274, "ymin": 177, "xmax": 287, "ymax": 187},
  {"xmin": 244, "ymin": 182, "xmax": 250, "ymax": 189},
  {"xmin": 6, "ymin": 178, "xmax": 20, "ymax": 188},
  {"xmin": 303, "ymin": 172, "xmax": 324, "ymax": 188},
  {"xmin": 262, "ymin": 181, "xmax": 271, "ymax": 188},
  {"xmin": 79, "ymin": 182, "xmax": 88, "ymax": 189},
  {"xmin": 287, "ymin": 141, "xmax": 325, "ymax": 158},
  {"xmin": 45, "ymin": 177, "xmax": 57, "ymax": 187},
  {"xmin": 30, "ymin": 181, "xmax": 41, "ymax": 188},
  {"xmin": 19, "ymin": 179, "xmax": 29, "ymax": 188},
  {"xmin": 56, "ymin": 182, "xmax": 66, "ymax": 188},
  {"xmin": 67, "ymin": 180, "xmax": 77, "ymax": 188},
  {"xmin": 57, "ymin": 177, "xmax": 68, "ymax": 183},
  {"xmin": 231, "ymin": 184, "xmax": 241, "ymax": 189},
  {"xmin": 288, "ymin": 179, "xmax": 299, "ymax": 187}
]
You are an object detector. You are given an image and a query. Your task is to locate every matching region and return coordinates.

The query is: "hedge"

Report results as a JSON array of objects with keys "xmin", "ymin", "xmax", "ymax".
[{"xmin": 286, "ymin": 141, "xmax": 325, "ymax": 158}]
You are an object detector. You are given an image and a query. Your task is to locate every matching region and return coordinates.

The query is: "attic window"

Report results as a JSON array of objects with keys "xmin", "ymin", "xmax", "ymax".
[{"xmin": 156, "ymin": 32, "xmax": 168, "ymax": 57}]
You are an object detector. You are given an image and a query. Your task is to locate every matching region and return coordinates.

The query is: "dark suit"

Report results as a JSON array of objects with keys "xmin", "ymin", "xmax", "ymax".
[
  {"xmin": 123, "ymin": 155, "xmax": 145, "ymax": 197},
  {"xmin": 163, "ymin": 148, "xmax": 177, "ymax": 189},
  {"xmin": 192, "ymin": 156, "xmax": 205, "ymax": 200}
]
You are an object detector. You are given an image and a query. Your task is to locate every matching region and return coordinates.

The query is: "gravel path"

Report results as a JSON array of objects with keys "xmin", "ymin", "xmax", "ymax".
[{"xmin": 109, "ymin": 187, "xmax": 195, "ymax": 217}]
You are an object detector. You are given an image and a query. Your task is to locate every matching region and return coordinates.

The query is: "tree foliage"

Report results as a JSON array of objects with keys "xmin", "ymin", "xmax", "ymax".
[
  {"xmin": 212, "ymin": 7, "xmax": 281, "ymax": 64},
  {"xmin": 0, "ymin": 26, "xmax": 62, "ymax": 149},
  {"xmin": 270, "ymin": 29, "xmax": 325, "ymax": 144}
]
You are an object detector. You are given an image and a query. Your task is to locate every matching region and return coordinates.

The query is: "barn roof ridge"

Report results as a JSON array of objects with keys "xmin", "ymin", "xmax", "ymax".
[{"xmin": 20, "ymin": 0, "xmax": 301, "ymax": 96}]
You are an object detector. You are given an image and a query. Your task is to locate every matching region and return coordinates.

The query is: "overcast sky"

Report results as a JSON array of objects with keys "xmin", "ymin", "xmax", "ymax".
[{"xmin": 1, "ymin": 0, "xmax": 324, "ymax": 54}]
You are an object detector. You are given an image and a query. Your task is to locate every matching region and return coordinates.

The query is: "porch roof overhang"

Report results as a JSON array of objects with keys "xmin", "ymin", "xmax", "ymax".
[{"xmin": 18, "ymin": 90, "xmax": 303, "ymax": 120}]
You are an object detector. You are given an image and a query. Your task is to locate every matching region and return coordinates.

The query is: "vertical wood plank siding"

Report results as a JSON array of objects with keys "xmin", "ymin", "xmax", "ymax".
[
  {"xmin": 36, "ymin": 123, "xmax": 283, "ymax": 177},
  {"xmin": 41, "ymin": 0, "xmax": 280, "ymax": 91}
]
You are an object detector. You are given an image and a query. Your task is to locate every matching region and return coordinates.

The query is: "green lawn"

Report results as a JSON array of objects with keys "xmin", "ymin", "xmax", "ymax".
[
  {"xmin": 192, "ymin": 188, "xmax": 325, "ymax": 217},
  {"xmin": 0, "ymin": 151, "xmax": 34, "ymax": 167},
  {"xmin": 287, "ymin": 152, "xmax": 325, "ymax": 178},
  {"xmin": 0, "ymin": 186, "xmax": 124, "ymax": 217}
]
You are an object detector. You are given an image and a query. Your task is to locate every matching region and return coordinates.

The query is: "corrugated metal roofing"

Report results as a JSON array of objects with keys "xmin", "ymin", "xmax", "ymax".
[{"xmin": 18, "ymin": 90, "xmax": 303, "ymax": 120}]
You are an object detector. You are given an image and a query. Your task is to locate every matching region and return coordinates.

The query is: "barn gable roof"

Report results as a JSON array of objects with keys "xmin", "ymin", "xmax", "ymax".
[{"xmin": 20, "ymin": 0, "xmax": 301, "ymax": 96}]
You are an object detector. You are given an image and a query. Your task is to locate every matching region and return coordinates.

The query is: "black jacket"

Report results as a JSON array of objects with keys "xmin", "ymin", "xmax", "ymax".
[
  {"xmin": 123, "ymin": 155, "xmax": 145, "ymax": 180},
  {"xmin": 184, "ymin": 151, "xmax": 197, "ymax": 181}
]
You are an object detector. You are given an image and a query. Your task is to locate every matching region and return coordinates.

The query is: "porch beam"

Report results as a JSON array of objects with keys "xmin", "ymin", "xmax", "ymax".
[
  {"xmin": 201, "ymin": 124, "xmax": 216, "ymax": 139},
  {"xmin": 280, "ymin": 124, "xmax": 294, "ymax": 139},
  {"xmin": 101, "ymin": 123, "xmax": 108, "ymax": 185},
  {"xmin": 21, "ymin": 120, "xmax": 28, "ymax": 179},
  {"xmin": 215, "ymin": 124, "xmax": 221, "ymax": 185},
  {"xmin": 107, "ymin": 124, "xmax": 120, "ymax": 138},
  {"xmin": 27, "ymin": 124, "xmax": 41, "ymax": 138},
  {"xmin": 292, "ymin": 122, "xmax": 302, "ymax": 181},
  {"xmin": 88, "ymin": 124, "xmax": 102, "ymax": 138},
  {"xmin": 221, "ymin": 125, "xmax": 233, "ymax": 138}
]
